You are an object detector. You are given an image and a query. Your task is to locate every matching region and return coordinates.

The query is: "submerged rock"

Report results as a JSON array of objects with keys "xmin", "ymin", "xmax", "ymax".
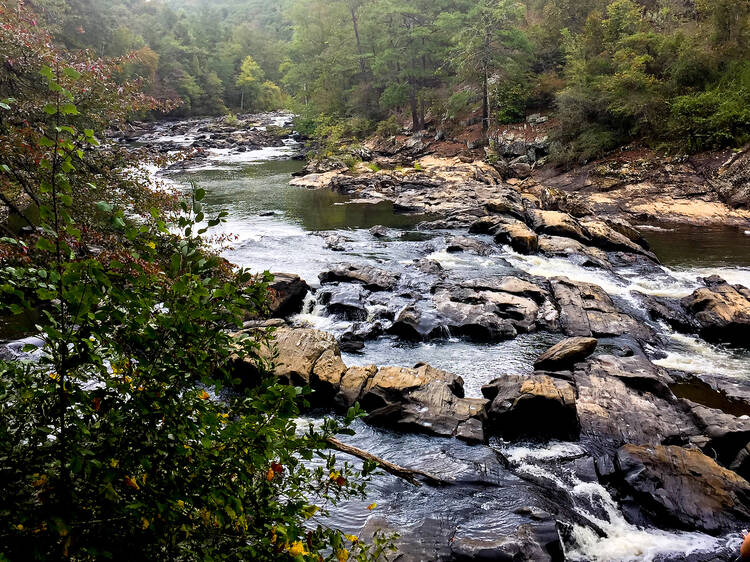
[{"xmin": 614, "ymin": 444, "xmax": 750, "ymax": 534}]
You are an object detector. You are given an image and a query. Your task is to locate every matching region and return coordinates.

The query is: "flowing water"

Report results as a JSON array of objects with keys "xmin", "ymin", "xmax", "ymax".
[{"xmin": 5, "ymin": 117, "xmax": 749, "ymax": 560}]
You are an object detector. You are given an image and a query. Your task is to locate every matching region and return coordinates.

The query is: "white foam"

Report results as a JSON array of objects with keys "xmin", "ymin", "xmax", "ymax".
[{"xmin": 652, "ymin": 331, "xmax": 750, "ymax": 378}]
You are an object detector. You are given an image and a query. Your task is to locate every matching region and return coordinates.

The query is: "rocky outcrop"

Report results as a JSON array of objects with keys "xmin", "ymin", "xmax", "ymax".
[
  {"xmin": 550, "ymin": 277, "xmax": 654, "ymax": 342},
  {"xmin": 267, "ymin": 273, "xmax": 309, "ymax": 317},
  {"xmin": 528, "ymin": 210, "xmax": 590, "ymax": 244},
  {"xmin": 482, "ymin": 374, "xmax": 579, "ymax": 441},
  {"xmin": 534, "ymin": 337, "xmax": 598, "ymax": 371},
  {"xmin": 688, "ymin": 402, "xmax": 750, "ymax": 480},
  {"xmin": 574, "ymin": 355, "xmax": 697, "ymax": 450},
  {"xmin": 236, "ymin": 328, "xmax": 487, "ymax": 442},
  {"xmin": 614, "ymin": 444, "xmax": 750, "ymax": 534},
  {"xmin": 681, "ymin": 275, "xmax": 750, "ymax": 346}
]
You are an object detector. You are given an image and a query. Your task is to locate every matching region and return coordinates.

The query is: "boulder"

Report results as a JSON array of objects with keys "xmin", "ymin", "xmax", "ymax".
[
  {"xmin": 534, "ymin": 337, "xmax": 598, "ymax": 371},
  {"xmin": 493, "ymin": 219, "xmax": 540, "ymax": 255},
  {"xmin": 433, "ymin": 290, "xmax": 519, "ymax": 341},
  {"xmin": 681, "ymin": 276, "xmax": 750, "ymax": 346},
  {"xmin": 358, "ymin": 364, "xmax": 488, "ymax": 442},
  {"xmin": 528, "ymin": 210, "xmax": 590, "ymax": 244},
  {"xmin": 446, "ymin": 236, "xmax": 493, "ymax": 256},
  {"xmin": 266, "ymin": 273, "xmax": 309, "ymax": 318},
  {"xmin": 481, "ymin": 374, "xmax": 579, "ymax": 440},
  {"xmin": 260, "ymin": 327, "xmax": 340, "ymax": 387},
  {"xmin": 537, "ymin": 236, "xmax": 611, "ymax": 269},
  {"xmin": 579, "ymin": 219, "xmax": 659, "ymax": 261},
  {"xmin": 319, "ymin": 283, "xmax": 369, "ymax": 320},
  {"xmin": 614, "ymin": 444, "xmax": 750, "ymax": 534},
  {"xmin": 390, "ymin": 302, "xmax": 446, "ymax": 340},
  {"xmin": 319, "ymin": 263, "xmax": 401, "ymax": 291},
  {"xmin": 688, "ymin": 403, "xmax": 750, "ymax": 479},
  {"xmin": 461, "ymin": 276, "xmax": 548, "ymax": 304}
]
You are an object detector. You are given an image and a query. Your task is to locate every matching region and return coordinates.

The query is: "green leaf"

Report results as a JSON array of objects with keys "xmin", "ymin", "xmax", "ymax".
[
  {"xmin": 63, "ymin": 67, "xmax": 81, "ymax": 79},
  {"xmin": 61, "ymin": 103, "xmax": 79, "ymax": 115},
  {"xmin": 35, "ymin": 238, "xmax": 56, "ymax": 252},
  {"xmin": 96, "ymin": 201, "xmax": 113, "ymax": 213},
  {"xmin": 194, "ymin": 188, "xmax": 206, "ymax": 201},
  {"xmin": 43, "ymin": 103, "xmax": 58, "ymax": 115}
]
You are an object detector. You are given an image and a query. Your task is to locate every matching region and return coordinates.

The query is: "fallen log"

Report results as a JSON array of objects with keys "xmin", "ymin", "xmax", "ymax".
[{"xmin": 326, "ymin": 436, "xmax": 447, "ymax": 487}]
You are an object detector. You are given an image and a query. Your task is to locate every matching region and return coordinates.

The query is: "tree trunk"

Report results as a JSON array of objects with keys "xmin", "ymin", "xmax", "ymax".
[
  {"xmin": 350, "ymin": 7, "xmax": 365, "ymax": 75},
  {"xmin": 482, "ymin": 66, "xmax": 489, "ymax": 133},
  {"xmin": 410, "ymin": 85, "xmax": 420, "ymax": 131},
  {"xmin": 240, "ymin": 90, "xmax": 244, "ymax": 112}
]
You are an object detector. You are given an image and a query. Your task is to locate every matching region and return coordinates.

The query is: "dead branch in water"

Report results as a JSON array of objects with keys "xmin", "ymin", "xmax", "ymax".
[{"xmin": 325, "ymin": 436, "xmax": 447, "ymax": 487}]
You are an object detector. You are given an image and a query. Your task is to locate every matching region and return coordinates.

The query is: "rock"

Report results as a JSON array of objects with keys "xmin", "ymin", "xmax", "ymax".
[
  {"xmin": 358, "ymin": 364, "xmax": 488, "ymax": 442},
  {"xmin": 369, "ymin": 225, "xmax": 389, "ymax": 238},
  {"xmin": 451, "ymin": 520, "xmax": 562, "ymax": 561},
  {"xmin": 510, "ymin": 161, "xmax": 532, "ymax": 179},
  {"xmin": 688, "ymin": 403, "xmax": 750, "ymax": 479},
  {"xmin": 528, "ymin": 210, "xmax": 590, "ymax": 244},
  {"xmin": 261, "ymin": 328, "xmax": 340, "ymax": 387},
  {"xmin": 574, "ymin": 356, "xmax": 698, "ymax": 451},
  {"xmin": 579, "ymin": 219, "xmax": 659, "ymax": 261},
  {"xmin": 433, "ymin": 290, "xmax": 519, "ymax": 341},
  {"xmin": 534, "ymin": 337, "xmax": 598, "ymax": 371},
  {"xmin": 334, "ymin": 365, "xmax": 377, "ymax": 410},
  {"xmin": 390, "ymin": 302, "xmax": 446, "ymax": 340},
  {"xmin": 537, "ymin": 236, "xmax": 611, "ymax": 269},
  {"xmin": 603, "ymin": 217, "xmax": 650, "ymax": 249},
  {"xmin": 319, "ymin": 263, "xmax": 401, "ymax": 291},
  {"xmin": 266, "ymin": 273, "xmax": 310, "ymax": 318},
  {"xmin": 550, "ymin": 277, "xmax": 654, "ymax": 342},
  {"xmin": 484, "ymin": 191, "xmax": 527, "ymax": 220},
  {"xmin": 681, "ymin": 276, "xmax": 750, "ymax": 346},
  {"xmin": 493, "ymin": 219, "xmax": 540, "ymax": 255},
  {"xmin": 614, "ymin": 444, "xmax": 750, "ymax": 534},
  {"xmin": 446, "ymin": 236, "xmax": 493, "ymax": 256},
  {"xmin": 320, "ymin": 283, "xmax": 369, "ymax": 320},
  {"xmin": 461, "ymin": 276, "xmax": 548, "ymax": 304},
  {"xmin": 482, "ymin": 374, "xmax": 579, "ymax": 440}
]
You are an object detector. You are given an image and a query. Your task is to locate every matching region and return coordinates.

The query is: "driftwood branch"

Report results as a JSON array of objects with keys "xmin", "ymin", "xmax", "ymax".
[{"xmin": 326, "ymin": 437, "xmax": 447, "ymax": 487}]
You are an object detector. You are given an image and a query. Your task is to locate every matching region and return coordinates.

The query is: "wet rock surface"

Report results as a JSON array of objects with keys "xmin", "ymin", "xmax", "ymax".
[{"xmin": 613, "ymin": 444, "xmax": 750, "ymax": 534}]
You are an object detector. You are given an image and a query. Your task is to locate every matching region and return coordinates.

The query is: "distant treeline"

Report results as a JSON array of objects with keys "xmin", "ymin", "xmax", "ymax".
[{"xmin": 29, "ymin": 0, "xmax": 750, "ymax": 159}]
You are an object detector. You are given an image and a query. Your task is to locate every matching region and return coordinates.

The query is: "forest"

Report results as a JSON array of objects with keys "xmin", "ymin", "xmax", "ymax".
[
  {"xmin": 2, "ymin": 0, "xmax": 750, "ymax": 561},
  {"xmin": 30, "ymin": 0, "xmax": 750, "ymax": 160}
]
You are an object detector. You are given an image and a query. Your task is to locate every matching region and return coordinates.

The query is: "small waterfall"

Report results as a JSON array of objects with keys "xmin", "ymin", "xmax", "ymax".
[{"xmin": 500, "ymin": 443, "xmax": 738, "ymax": 562}]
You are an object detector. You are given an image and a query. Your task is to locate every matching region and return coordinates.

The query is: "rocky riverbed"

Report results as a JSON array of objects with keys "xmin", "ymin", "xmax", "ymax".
[{"xmin": 8, "ymin": 114, "xmax": 748, "ymax": 561}]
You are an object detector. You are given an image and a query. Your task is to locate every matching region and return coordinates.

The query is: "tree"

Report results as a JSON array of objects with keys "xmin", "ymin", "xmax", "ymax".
[
  {"xmin": 446, "ymin": 0, "xmax": 531, "ymax": 131},
  {"xmin": 235, "ymin": 55, "xmax": 265, "ymax": 111}
]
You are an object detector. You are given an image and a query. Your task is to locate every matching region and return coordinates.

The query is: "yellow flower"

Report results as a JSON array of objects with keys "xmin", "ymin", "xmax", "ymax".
[
  {"xmin": 15, "ymin": 524, "xmax": 23, "ymax": 531},
  {"xmin": 329, "ymin": 470, "xmax": 340, "ymax": 481},
  {"xmin": 32, "ymin": 474, "xmax": 47, "ymax": 487},
  {"xmin": 110, "ymin": 458, "xmax": 119, "ymax": 468},
  {"xmin": 141, "ymin": 518, "xmax": 150, "ymax": 530},
  {"xmin": 49, "ymin": 372, "xmax": 60, "ymax": 381},
  {"xmin": 198, "ymin": 390, "xmax": 210, "ymax": 400},
  {"xmin": 287, "ymin": 540, "xmax": 307, "ymax": 556},
  {"xmin": 146, "ymin": 241, "xmax": 156, "ymax": 249},
  {"xmin": 176, "ymin": 500, "xmax": 185, "ymax": 509},
  {"xmin": 345, "ymin": 534, "xmax": 358, "ymax": 543},
  {"xmin": 367, "ymin": 502, "xmax": 377, "ymax": 511},
  {"xmin": 336, "ymin": 549, "xmax": 349, "ymax": 562}
]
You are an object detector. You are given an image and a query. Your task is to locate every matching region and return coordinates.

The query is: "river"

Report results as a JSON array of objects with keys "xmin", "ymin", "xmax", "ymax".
[{"xmin": 7, "ymin": 116, "xmax": 749, "ymax": 561}]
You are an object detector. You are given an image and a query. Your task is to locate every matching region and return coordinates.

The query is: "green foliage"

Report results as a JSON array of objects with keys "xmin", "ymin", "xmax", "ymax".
[
  {"xmin": 495, "ymin": 82, "xmax": 528, "ymax": 124},
  {"xmin": 0, "ymin": 10, "xmax": 392, "ymax": 561},
  {"xmin": 375, "ymin": 116, "xmax": 402, "ymax": 138},
  {"xmin": 669, "ymin": 62, "xmax": 750, "ymax": 151}
]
